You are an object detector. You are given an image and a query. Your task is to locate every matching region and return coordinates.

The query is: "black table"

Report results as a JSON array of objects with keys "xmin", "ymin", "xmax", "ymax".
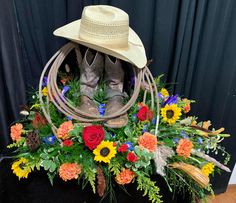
[{"xmin": 0, "ymin": 159, "xmax": 190, "ymax": 203}]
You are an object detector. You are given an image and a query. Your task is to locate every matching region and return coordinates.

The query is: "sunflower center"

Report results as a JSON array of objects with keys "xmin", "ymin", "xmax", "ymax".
[
  {"xmin": 19, "ymin": 163, "xmax": 26, "ymax": 170},
  {"xmin": 166, "ymin": 110, "xmax": 174, "ymax": 119},
  {"xmin": 100, "ymin": 147, "xmax": 110, "ymax": 157}
]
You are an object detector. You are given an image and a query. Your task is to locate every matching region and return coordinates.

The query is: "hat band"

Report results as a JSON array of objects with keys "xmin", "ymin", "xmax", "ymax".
[{"xmin": 79, "ymin": 18, "xmax": 129, "ymax": 48}]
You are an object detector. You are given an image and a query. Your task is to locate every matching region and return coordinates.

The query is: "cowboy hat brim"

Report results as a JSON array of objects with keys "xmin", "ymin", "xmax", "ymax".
[{"xmin": 53, "ymin": 20, "xmax": 147, "ymax": 68}]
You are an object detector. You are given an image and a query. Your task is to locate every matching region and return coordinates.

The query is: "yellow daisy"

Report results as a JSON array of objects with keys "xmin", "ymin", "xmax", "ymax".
[
  {"xmin": 160, "ymin": 88, "xmax": 169, "ymax": 97},
  {"xmin": 11, "ymin": 157, "xmax": 31, "ymax": 180},
  {"xmin": 41, "ymin": 87, "xmax": 48, "ymax": 96},
  {"xmin": 161, "ymin": 104, "xmax": 182, "ymax": 125},
  {"xmin": 201, "ymin": 163, "xmax": 214, "ymax": 176},
  {"xmin": 93, "ymin": 141, "xmax": 116, "ymax": 164}
]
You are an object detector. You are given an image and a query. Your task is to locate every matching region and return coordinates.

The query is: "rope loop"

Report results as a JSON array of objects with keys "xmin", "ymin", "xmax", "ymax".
[{"xmin": 39, "ymin": 43, "xmax": 160, "ymax": 135}]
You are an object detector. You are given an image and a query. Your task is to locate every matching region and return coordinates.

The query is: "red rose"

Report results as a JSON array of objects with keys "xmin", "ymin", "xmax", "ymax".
[
  {"xmin": 63, "ymin": 139, "xmax": 73, "ymax": 147},
  {"xmin": 126, "ymin": 152, "xmax": 138, "ymax": 162},
  {"xmin": 118, "ymin": 144, "xmax": 128, "ymax": 153},
  {"xmin": 137, "ymin": 106, "xmax": 154, "ymax": 121},
  {"xmin": 32, "ymin": 112, "xmax": 47, "ymax": 128},
  {"xmin": 82, "ymin": 125, "xmax": 105, "ymax": 150}
]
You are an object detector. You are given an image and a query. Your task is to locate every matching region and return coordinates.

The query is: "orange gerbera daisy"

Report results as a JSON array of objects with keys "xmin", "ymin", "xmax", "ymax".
[
  {"xmin": 138, "ymin": 132, "xmax": 157, "ymax": 152},
  {"xmin": 59, "ymin": 163, "xmax": 82, "ymax": 181},
  {"xmin": 57, "ymin": 121, "xmax": 74, "ymax": 140},
  {"xmin": 10, "ymin": 123, "xmax": 23, "ymax": 142},
  {"xmin": 176, "ymin": 139, "xmax": 193, "ymax": 158},
  {"xmin": 115, "ymin": 168, "xmax": 135, "ymax": 185}
]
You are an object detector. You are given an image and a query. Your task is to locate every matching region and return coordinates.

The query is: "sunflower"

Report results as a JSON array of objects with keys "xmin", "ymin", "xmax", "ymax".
[
  {"xmin": 161, "ymin": 104, "xmax": 182, "ymax": 125},
  {"xmin": 93, "ymin": 141, "xmax": 116, "ymax": 164},
  {"xmin": 160, "ymin": 88, "xmax": 169, "ymax": 97},
  {"xmin": 11, "ymin": 157, "xmax": 31, "ymax": 180}
]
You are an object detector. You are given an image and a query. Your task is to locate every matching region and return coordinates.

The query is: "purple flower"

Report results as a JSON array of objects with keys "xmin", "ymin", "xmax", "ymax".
[
  {"xmin": 158, "ymin": 92, "xmax": 164, "ymax": 100},
  {"xmin": 125, "ymin": 142, "xmax": 134, "ymax": 151},
  {"xmin": 61, "ymin": 86, "xmax": 70, "ymax": 97},
  {"xmin": 42, "ymin": 76, "xmax": 48, "ymax": 87},
  {"xmin": 98, "ymin": 103, "xmax": 106, "ymax": 117},
  {"xmin": 163, "ymin": 95, "xmax": 178, "ymax": 106}
]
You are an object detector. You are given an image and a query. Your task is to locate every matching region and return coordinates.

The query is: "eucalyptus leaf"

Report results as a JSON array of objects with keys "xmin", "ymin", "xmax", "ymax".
[
  {"xmin": 49, "ymin": 162, "xmax": 57, "ymax": 172},
  {"xmin": 40, "ymin": 153, "xmax": 49, "ymax": 159},
  {"xmin": 41, "ymin": 160, "xmax": 54, "ymax": 171},
  {"xmin": 124, "ymin": 125, "xmax": 132, "ymax": 137}
]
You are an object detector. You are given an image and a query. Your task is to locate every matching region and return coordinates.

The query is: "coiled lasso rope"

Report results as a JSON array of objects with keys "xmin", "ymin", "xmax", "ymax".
[{"xmin": 39, "ymin": 42, "xmax": 160, "ymax": 136}]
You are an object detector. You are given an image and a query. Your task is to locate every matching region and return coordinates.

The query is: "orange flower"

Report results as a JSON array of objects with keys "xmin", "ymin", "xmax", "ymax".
[
  {"xmin": 10, "ymin": 123, "xmax": 23, "ymax": 142},
  {"xmin": 59, "ymin": 163, "xmax": 82, "ymax": 181},
  {"xmin": 138, "ymin": 132, "xmax": 157, "ymax": 152},
  {"xmin": 57, "ymin": 121, "xmax": 74, "ymax": 140},
  {"xmin": 182, "ymin": 98, "xmax": 191, "ymax": 113},
  {"xmin": 176, "ymin": 139, "xmax": 193, "ymax": 158},
  {"xmin": 184, "ymin": 103, "xmax": 191, "ymax": 113},
  {"xmin": 115, "ymin": 168, "xmax": 135, "ymax": 185}
]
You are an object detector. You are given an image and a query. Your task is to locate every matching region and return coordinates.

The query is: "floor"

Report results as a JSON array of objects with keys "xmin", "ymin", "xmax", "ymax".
[{"xmin": 205, "ymin": 185, "xmax": 236, "ymax": 203}]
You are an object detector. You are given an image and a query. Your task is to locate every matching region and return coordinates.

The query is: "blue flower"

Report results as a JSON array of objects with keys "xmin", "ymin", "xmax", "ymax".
[
  {"xmin": 110, "ymin": 132, "xmax": 115, "ymax": 138},
  {"xmin": 163, "ymin": 95, "xmax": 178, "ymax": 106},
  {"xmin": 180, "ymin": 130, "xmax": 189, "ymax": 139},
  {"xmin": 61, "ymin": 86, "xmax": 70, "ymax": 97},
  {"xmin": 125, "ymin": 142, "xmax": 134, "ymax": 151},
  {"xmin": 42, "ymin": 76, "xmax": 48, "ymax": 87},
  {"xmin": 42, "ymin": 135, "xmax": 55, "ymax": 145},
  {"xmin": 173, "ymin": 138, "xmax": 179, "ymax": 143},
  {"xmin": 98, "ymin": 103, "xmax": 106, "ymax": 117},
  {"xmin": 197, "ymin": 137, "xmax": 203, "ymax": 144},
  {"xmin": 67, "ymin": 116, "xmax": 73, "ymax": 121},
  {"xmin": 151, "ymin": 118, "xmax": 157, "ymax": 125},
  {"xmin": 142, "ymin": 124, "xmax": 148, "ymax": 133}
]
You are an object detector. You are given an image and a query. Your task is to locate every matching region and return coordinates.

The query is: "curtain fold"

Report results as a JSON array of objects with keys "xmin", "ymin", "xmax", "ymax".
[{"xmin": 1, "ymin": 0, "xmax": 236, "ymax": 193}]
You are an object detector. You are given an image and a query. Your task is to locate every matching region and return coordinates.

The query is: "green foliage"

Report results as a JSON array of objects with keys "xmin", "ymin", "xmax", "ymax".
[
  {"xmin": 108, "ymin": 159, "xmax": 121, "ymax": 176},
  {"xmin": 66, "ymin": 77, "xmax": 81, "ymax": 106},
  {"xmin": 93, "ymin": 82, "xmax": 107, "ymax": 103},
  {"xmin": 7, "ymin": 138, "xmax": 26, "ymax": 148},
  {"xmin": 164, "ymin": 168, "xmax": 211, "ymax": 203},
  {"xmin": 83, "ymin": 166, "xmax": 97, "ymax": 193},
  {"xmin": 136, "ymin": 173, "xmax": 162, "ymax": 203},
  {"xmin": 126, "ymin": 146, "xmax": 154, "ymax": 171}
]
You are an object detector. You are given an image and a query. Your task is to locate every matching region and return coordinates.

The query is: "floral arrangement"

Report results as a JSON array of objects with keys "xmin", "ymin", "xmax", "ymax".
[{"xmin": 6, "ymin": 70, "xmax": 231, "ymax": 203}]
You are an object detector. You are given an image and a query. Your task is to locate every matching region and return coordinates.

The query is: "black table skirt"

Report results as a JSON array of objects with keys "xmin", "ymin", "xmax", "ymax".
[{"xmin": 0, "ymin": 160, "xmax": 190, "ymax": 203}]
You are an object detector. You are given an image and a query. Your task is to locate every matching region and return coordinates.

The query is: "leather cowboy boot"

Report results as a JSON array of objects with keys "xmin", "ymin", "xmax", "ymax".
[
  {"xmin": 104, "ymin": 55, "xmax": 128, "ymax": 128},
  {"xmin": 77, "ymin": 48, "xmax": 104, "ymax": 115}
]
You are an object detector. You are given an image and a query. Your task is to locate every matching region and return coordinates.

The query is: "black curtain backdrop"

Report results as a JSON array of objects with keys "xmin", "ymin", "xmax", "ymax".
[{"xmin": 1, "ymin": 0, "xmax": 236, "ymax": 200}]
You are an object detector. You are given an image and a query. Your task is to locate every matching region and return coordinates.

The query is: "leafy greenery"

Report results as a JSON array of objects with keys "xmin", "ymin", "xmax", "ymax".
[{"xmin": 136, "ymin": 172, "xmax": 162, "ymax": 203}]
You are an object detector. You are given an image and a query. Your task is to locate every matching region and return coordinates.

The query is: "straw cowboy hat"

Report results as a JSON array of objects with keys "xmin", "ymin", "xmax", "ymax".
[{"xmin": 53, "ymin": 5, "xmax": 147, "ymax": 68}]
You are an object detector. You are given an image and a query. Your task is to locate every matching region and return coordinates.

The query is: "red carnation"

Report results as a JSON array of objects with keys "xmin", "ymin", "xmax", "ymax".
[
  {"xmin": 126, "ymin": 152, "xmax": 138, "ymax": 162},
  {"xmin": 137, "ymin": 106, "xmax": 154, "ymax": 121},
  {"xmin": 32, "ymin": 112, "xmax": 47, "ymax": 128},
  {"xmin": 82, "ymin": 125, "xmax": 104, "ymax": 150},
  {"xmin": 118, "ymin": 144, "xmax": 128, "ymax": 153},
  {"xmin": 63, "ymin": 139, "xmax": 73, "ymax": 147}
]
